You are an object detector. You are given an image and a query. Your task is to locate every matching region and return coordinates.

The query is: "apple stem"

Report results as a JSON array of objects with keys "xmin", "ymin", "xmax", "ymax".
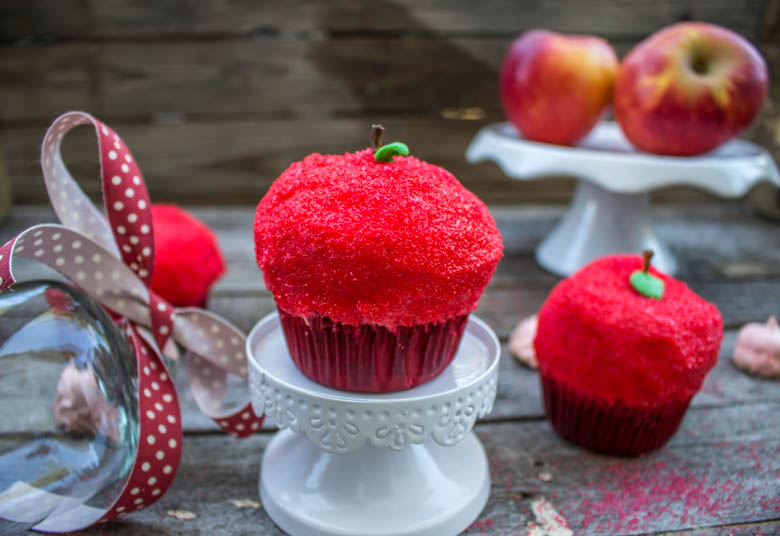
[
  {"xmin": 371, "ymin": 124, "xmax": 385, "ymax": 151},
  {"xmin": 642, "ymin": 249, "xmax": 654, "ymax": 273}
]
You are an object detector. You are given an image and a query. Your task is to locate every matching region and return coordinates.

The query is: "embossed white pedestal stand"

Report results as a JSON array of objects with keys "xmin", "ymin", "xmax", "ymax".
[
  {"xmin": 467, "ymin": 121, "xmax": 780, "ymax": 276},
  {"xmin": 247, "ymin": 312, "xmax": 500, "ymax": 536}
]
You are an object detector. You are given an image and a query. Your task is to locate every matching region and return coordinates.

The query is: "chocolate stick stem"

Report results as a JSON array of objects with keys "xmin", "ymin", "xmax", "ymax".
[
  {"xmin": 642, "ymin": 249, "xmax": 654, "ymax": 272},
  {"xmin": 371, "ymin": 124, "xmax": 385, "ymax": 150}
]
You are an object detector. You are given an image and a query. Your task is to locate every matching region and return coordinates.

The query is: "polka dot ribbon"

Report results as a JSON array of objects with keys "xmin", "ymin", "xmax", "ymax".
[{"xmin": 0, "ymin": 112, "xmax": 264, "ymax": 530}]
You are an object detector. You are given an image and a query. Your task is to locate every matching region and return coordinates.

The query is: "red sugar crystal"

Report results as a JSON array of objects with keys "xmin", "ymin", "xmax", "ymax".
[
  {"xmin": 150, "ymin": 204, "xmax": 226, "ymax": 307},
  {"xmin": 254, "ymin": 149, "xmax": 503, "ymax": 328},
  {"xmin": 535, "ymin": 255, "xmax": 723, "ymax": 405}
]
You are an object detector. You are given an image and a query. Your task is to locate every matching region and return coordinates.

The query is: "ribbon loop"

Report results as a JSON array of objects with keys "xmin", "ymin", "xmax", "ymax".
[{"xmin": 0, "ymin": 111, "xmax": 264, "ymax": 528}]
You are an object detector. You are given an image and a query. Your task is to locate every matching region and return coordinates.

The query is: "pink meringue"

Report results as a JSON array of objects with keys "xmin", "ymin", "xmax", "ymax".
[
  {"xmin": 732, "ymin": 315, "xmax": 780, "ymax": 379},
  {"xmin": 53, "ymin": 364, "xmax": 120, "ymax": 441},
  {"xmin": 510, "ymin": 314, "xmax": 538, "ymax": 369}
]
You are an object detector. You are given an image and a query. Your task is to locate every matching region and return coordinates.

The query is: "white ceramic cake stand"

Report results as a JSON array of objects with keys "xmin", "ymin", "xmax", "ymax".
[
  {"xmin": 466, "ymin": 121, "xmax": 780, "ymax": 276},
  {"xmin": 246, "ymin": 312, "xmax": 500, "ymax": 536}
]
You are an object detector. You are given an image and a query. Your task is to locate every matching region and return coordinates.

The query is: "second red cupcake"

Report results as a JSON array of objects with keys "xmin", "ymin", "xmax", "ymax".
[
  {"xmin": 534, "ymin": 252, "xmax": 723, "ymax": 456},
  {"xmin": 254, "ymin": 129, "xmax": 503, "ymax": 393}
]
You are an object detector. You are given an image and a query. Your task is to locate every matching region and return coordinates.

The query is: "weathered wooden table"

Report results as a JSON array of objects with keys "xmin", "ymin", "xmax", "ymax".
[{"xmin": 1, "ymin": 204, "xmax": 779, "ymax": 535}]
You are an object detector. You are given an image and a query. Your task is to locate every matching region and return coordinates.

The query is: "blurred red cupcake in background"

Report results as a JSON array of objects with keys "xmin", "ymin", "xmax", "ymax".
[{"xmin": 150, "ymin": 204, "xmax": 226, "ymax": 308}]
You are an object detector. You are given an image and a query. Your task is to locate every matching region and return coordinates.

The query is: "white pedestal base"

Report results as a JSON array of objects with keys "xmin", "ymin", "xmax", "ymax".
[
  {"xmin": 466, "ymin": 121, "xmax": 780, "ymax": 276},
  {"xmin": 536, "ymin": 181, "xmax": 677, "ymax": 276},
  {"xmin": 260, "ymin": 429, "xmax": 490, "ymax": 536}
]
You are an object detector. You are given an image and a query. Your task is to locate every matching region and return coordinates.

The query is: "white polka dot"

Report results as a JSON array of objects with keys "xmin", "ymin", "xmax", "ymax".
[
  {"xmin": 33, "ymin": 239, "xmax": 42, "ymax": 246},
  {"xmin": 71, "ymin": 240, "xmax": 81, "ymax": 249},
  {"xmin": 147, "ymin": 435, "xmax": 156, "ymax": 445},
  {"xmin": 148, "ymin": 476, "xmax": 157, "ymax": 486},
  {"xmin": 126, "ymin": 154, "xmax": 133, "ymax": 163},
  {"xmin": 134, "ymin": 498, "xmax": 143, "ymax": 505},
  {"xmin": 129, "ymin": 235, "xmax": 139, "ymax": 245},
  {"xmin": 113, "ymin": 201, "xmax": 124, "ymax": 211},
  {"xmin": 143, "ymin": 388, "xmax": 152, "ymax": 397},
  {"xmin": 122, "ymin": 245, "xmax": 132, "ymax": 253},
  {"xmin": 163, "ymin": 465, "xmax": 172, "ymax": 474},
  {"xmin": 130, "ymin": 487, "xmax": 140, "ymax": 495},
  {"xmin": 167, "ymin": 414, "xmax": 176, "ymax": 423},
  {"xmin": 219, "ymin": 421, "xmax": 229, "ymax": 427},
  {"xmin": 139, "ymin": 269, "xmax": 149, "ymax": 277},
  {"xmin": 34, "ymin": 249, "xmax": 43, "ymax": 257},
  {"xmin": 155, "ymin": 402, "xmax": 163, "ymax": 411},
  {"xmin": 156, "ymin": 450, "xmax": 165, "ymax": 460},
  {"xmin": 76, "ymin": 271, "xmax": 86, "ymax": 281},
  {"xmin": 141, "ymin": 462, "xmax": 150, "ymax": 471},
  {"xmin": 138, "ymin": 199, "xmax": 147, "ymax": 209},
  {"xmin": 102, "ymin": 126, "xmax": 109, "ymax": 135},
  {"xmin": 216, "ymin": 340, "xmax": 224, "ymax": 349},
  {"xmin": 116, "ymin": 506, "xmax": 125, "ymax": 512},
  {"xmin": 242, "ymin": 411, "xmax": 250, "ymax": 420},
  {"xmin": 211, "ymin": 325, "xmax": 219, "ymax": 333},
  {"xmin": 142, "ymin": 247, "xmax": 151, "ymax": 257},
  {"xmin": 121, "ymin": 163, "xmax": 130, "ymax": 173},
  {"xmin": 157, "ymin": 302, "xmax": 166, "ymax": 311},
  {"xmin": 108, "ymin": 150, "xmax": 117, "ymax": 160},
  {"xmin": 52, "ymin": 232, "xmax": 61, "ymax": 240},
  {"xmin": 117, "ymin": 225, "xmax": 126, "ymax": 234},
  {"xmin": 130, "ymin": 262, "xmax": 139, "ymax": 271},
  {"xmin": 74, "ymin": 255, "xmax": 84, "ymax": 264},
  {"xmin": 158, "ymin": 424, "xmax": 167, "ymax": 434},
  {"xmin": 95, "ymin": 271, "xmax": 103, "ymax": 280},
  {"xmin": 144, "ymin": 366, "xmax": 151, "ymax": 376},
  {"xmin": 127, "ymin": 213, "xmax": 138, "ymax": 223},
  {"xmin": 160, "ymin": 372, "xmax": 168, "ymax": 381},
  {"xmin": 141, "ymin": 224, "xmax": 150, "ymax": 234},
  {"xmin": 251, "ymin": 421, "xmax": 260, "ymax": 430},
  {"xmin": 152, "ymin": 381, "xmax": 160, "ymax": 390},
  {"xmin": 150, "ymin": 362, "xmax": 158, "ymax": 370},
  {"xmin": 111, "ymin": 175, "xmax": 122, "ymax": 185},
  {"xmin": 231, "ymin": 337, "xmax": 239, "ymax": 346},
  {"xmin": 111, "ymin": 270, "xmax": 121, "ymax": 280},
  {"xmin": 159, "ymin": 326, "xmax": 169, "ymax": 336},
  {"xmin": 152, "ymin": 488, "xmax": 161, "ymax": 496},
  {"xmin": 52, "ymin": 244, "xmax": 62, "ymax": 253},
  {"xmin": 168, "ymin": 439, "xmax": 177, "ymax": 449},
  {"xmin": 163, "ymin": 394, "xmax": 173, "ymax": 403},
  {"xmin": 125, "ymin": 188, "xmax": 135, "ymax": 198},
  {"xmin": 235, "ymin": 423, "xmax": 245, "ymax": 431}
]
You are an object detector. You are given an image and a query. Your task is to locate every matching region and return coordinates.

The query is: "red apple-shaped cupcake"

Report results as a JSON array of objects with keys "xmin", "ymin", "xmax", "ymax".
[
  {"xmin": 149, "ymin": 204, "xmax": 226, "ymax": 307},
  {"xmin": 534, "ymin": 252, "xmax": 723, "ymax": 456},
  {"xmin": 254, "ymin": 127, "xmax": 503, "ymax": 393}
]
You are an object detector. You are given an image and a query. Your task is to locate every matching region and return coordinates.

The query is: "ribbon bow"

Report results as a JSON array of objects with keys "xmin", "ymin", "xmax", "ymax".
[{"xmin": 0, "ymin": 112, "xmax": 264, "ymax": 529}]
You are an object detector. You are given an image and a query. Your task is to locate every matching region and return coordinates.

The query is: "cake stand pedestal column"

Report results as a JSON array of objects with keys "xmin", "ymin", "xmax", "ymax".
[
  {"xmin": 467, "ymin": 121, "xmax": 780, "ymax": 277},
  {"xmin": 246, "ymin": 313, "xmax": 500, "ymax": 536},
  {"xmin": 537, "ymin": 180, "xmax": 676, "ymax": 275}
]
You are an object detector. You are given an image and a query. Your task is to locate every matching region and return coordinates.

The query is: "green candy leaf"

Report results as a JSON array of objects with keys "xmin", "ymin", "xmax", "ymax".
[
  {"xmin": 374, "ymin": 142, "xmax": 410, "ymax": 163},
  {"xmin": 630, "ymin": 270, "xmax": 665, "ymax": 299}
]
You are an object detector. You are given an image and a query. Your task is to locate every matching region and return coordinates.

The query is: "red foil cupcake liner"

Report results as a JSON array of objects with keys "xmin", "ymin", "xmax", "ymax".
[
  {"xmin": 540, "ymin": 372, "xmax": 693, "ymax": 456},
  {"xmin": 278, "ymin": 309, "xmax": 469, "ymax": 393}
]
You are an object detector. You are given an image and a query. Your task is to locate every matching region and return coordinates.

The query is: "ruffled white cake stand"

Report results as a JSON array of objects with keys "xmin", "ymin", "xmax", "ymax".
[
  {"xmin": 466, "ymin": 121, "xmax": 780, "ymax": 276},
  {"xmin": 246, "ymin": 312, "xmax": 500, "ymax": 536}
]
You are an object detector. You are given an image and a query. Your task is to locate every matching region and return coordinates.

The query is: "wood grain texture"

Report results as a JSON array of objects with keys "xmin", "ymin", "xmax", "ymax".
[
  {"xmin": 17, "ymin": 403, "xmax": 774, "ymax": 536},
  {"xmin": 0, "ymin": 0, "xmax": 777, "ymax": 205},
  {"xmin": 0, "ymin": 0, "xmax": 767, "ymax": 41},
  {"xmin": 1, "ymin": 203, "xmax": 779, "ymax": 534}
]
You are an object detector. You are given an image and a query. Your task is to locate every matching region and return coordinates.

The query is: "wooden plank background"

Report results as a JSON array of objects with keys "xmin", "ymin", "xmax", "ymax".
[{"xmin": 0, "ymin": 0, "xmax": 778, "ymax": 206}]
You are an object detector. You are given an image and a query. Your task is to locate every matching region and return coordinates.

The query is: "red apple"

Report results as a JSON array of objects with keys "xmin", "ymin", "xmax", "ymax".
[
  {"xmin": 500, "ymin": 30, "xmax": 618, "ymax": 146},
  {"xmin": 615, "ymin": 22, "xmax": 768, "ymax": 156}
]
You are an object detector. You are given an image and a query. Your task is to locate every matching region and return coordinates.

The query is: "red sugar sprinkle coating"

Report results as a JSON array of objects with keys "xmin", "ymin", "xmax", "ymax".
[
  {"xmin": 254, "ymin": 149, "xmax": 503, "ymax": 328},
  {"xmin": 149, "ymin": 204, "xmax": 226, "ymax": 307},
  {"xmin": 535, "ymin": 255, "xmax": 723, "ymax": 405}
]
